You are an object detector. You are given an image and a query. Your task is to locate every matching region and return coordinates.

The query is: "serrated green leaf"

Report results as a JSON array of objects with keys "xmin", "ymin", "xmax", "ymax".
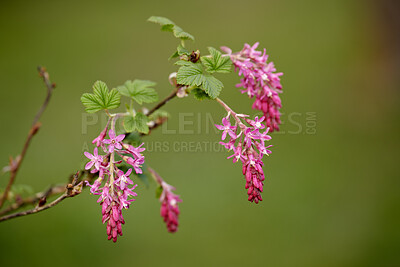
[
  {"xmin": 81, "ymin": 81, "xmax": 121, "ymax": 113},
  {"xmin": 169, "ymin": 44, "xmax": 190, "ymax": 60},
  {"xmin": 192, "ymin": 88, "xmax": 212, "ymax": 100},
  {"xmin": 201, "ymin": 47, "xmax": 232, "ymax": 73},
  {"xmin": 107, "ymin": 89, "xmax": 121, "ymax": 109},
  {"xmin": 117, "ymin": 80, "xmax": 158, "ymax": 105},
  {"xmin": 177, "ymin": 44, "xmax": 190, "ymax": 56},
  {"xmin": 148, "ymin": 16, "xmax": 194, "ymax": 41},
  {"xmin": 81, "ymin": 93, "xmax": 103, "ymax": 113},
  {"xmin": 123, "ymin": 112, "xmax": 149, "ymax": 134},
  {"xmin": 176, "ymin": 63, "xmax": 223, "ymax": 99},
  {"xmin": 148, "ymin": 16, "xmax": 175, "ymax": 27},
  {"xmin": 176, "ymin": 63, "xmax": 203, "ymax": 86},
  {"xmin": 135, "ymin": 112, "xmax": 150, "ymax": 134},
  {"xmin": 201, "ymin": 75, "xmax": 223, "ymax": 98},
  {"xmin": 123, "ymin": 115, "xmax": 135, "ymax": 133},
  {"xmin": 173, "ymin": 26, "xmax": 194, "ymax": 40},
  {"xmin": 175, "ymin": 60, "xmax": 195, "ymax": 66}
]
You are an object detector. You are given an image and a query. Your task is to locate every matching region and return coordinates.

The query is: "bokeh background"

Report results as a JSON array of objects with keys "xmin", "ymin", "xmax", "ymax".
[{"xmin": 0, "ymin": 0, "xmax": 399, "ymax": 266}]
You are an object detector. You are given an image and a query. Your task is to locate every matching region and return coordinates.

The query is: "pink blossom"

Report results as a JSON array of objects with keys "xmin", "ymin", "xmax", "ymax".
[
  {"xmin": 223, "ymin": 42, "xmax": 283, "ymax": 132},
  {"xmin": 219, "ymin": 138, "xmax": 236, "ymax": 151},
  {"xmin": 119, "ymin": 186, "xmax": 137, "ymax": 210},
  {"xmin": 125, "ymin": 156, "xmax": 144, "ymax": 174},
  {"xmin": 85, "ymin": 124, "xmax": 143, "ymax": 242},
  {"xmin": 115, "ymin": 168, "xmax": 133, "ymax": 191},
  {"xmin": 92, "ymin": 124, "xmax": 108, "ymax": 147},
  {"xmin": 122, "ymin": 142, "xmax": 146, "ymax": 159},
  {"xmin": 104, "ymin": 201, "xmax": 124, "ymax": 243},
  {"xmin": 243, "ymin": 153, "xmax": 264, "ymax": 204},
  {"xmin": 215, "ymin": 117, "xmax": 237, "ymax": 140},
  {"xmin": 103, "ymin": 130, "xmax": 125, "ymax": 153},
  {"xmin": 84, "ymin": 147, "xmax": 102, "ymax": 171},
  {"xmin": 160, "ymin": 182, "xmax": 182, "ymax": 233},
  {"xmin": 215, "ymin": 109, "xmax": 272, "ymax": 203},
  {"xmin": 148, "ymin": 168, "xmax": 182, "ymax": 233},
  {"xmin": 248, "ymin": 116, "xmax": 265, "ymax": 130},
  {"xmin": 85, "ymin": 179, "xmax": 102, "ymax": 194},
  {"xmin": 227, "ymin": 144, "xmax": 246, "ymax": 163}
]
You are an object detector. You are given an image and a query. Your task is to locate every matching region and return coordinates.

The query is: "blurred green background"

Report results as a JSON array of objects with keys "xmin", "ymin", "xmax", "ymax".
[{"xmin": 0, "ymin": 0, "xmax": 399, "ymax": 266}]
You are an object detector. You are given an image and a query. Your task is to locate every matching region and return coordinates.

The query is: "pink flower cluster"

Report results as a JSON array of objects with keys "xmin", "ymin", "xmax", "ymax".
[
  {"xmin": 221, "ymin": 43, "xmax": 283, "ymax": 132},
  {"xmin": 148, "ymin": 168, "xmax": 182, "ymax": 233},
  {"xmin": 216, "ymin": 111, "xmax": 272, "ymax": 203},
  {"xmin": 159, "ymin": 181, "xmax": 182, "ymax": 232},
  {"xmin": 84, "ymin": 126, "xmax": 145, "ymax": 242}
]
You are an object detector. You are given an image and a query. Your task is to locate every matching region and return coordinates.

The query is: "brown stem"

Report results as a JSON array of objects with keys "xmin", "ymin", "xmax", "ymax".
[
  {"xmin": 139, "ymin": 116, "xmax": 168, "ymax": 137},
  {"xmin": 0, "ymin": 171, "xmax": 93, "ymax": 223},
  {"xmin": 0, "ymin": 184, "xmax": 65, "ymax": 216},
  {"xmin": 0, "ymin": 66, "xmax": 56, "ymax": 209},
  {"xmin": 32, "ymin": 66, "xmax": 56, "ymax": 127},
  {"xmin": 0, "ymin": 170, "xmax": 95, "ymax": 217},
  {"xmin": 147, "ymin": 88, "xmax": 178, "ymax": 116}
]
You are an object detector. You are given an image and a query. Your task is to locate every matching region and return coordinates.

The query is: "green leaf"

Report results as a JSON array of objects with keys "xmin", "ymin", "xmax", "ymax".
[
  {"xmin": 192, "ymin": 88, "xmax": 212, "ymax": 100},
  {"xmin": 201, "ymin": 75, "xmax": 223, "ymax": 99},
  {"xmin": 148, "ymin": 16, "xmax": 195, "ymax": 41},
  {"xmin": 169, "ymin": 44, "xmax": 190, "ymax": 60},
  {"xmin": 177, "ymin": 44, "xmax": 190, "ymax": 56},
  {"xmin": 123, "ymin": 115, "xmax": 135, "ymax": 133},
  {"xmin": 176, "ymin": 63, "xmax": 223, "ymax": 99},
  {"xmin": 81, "ymin": 81, "xmax": 121, "ymax": 113},
  {"xmin": 169, "ymin": 50, "xmax": 179, "ymax": 60},
  {"xmin": 117, "ymin": 80, "xmax": 158, "ymax": 105},
  {"xmin": 201, "ymin": 47, "xmax": 232, "ymax": 73},
  {"xmin": 155, "ymin": 186, "xmax": 163, "ymax": 199},
  {"xmin": 123, "ymin": 112, "xmax": 149, "ymax": 134},
  {"xmin": 176, "ymin": 63, "xmax": 204, "ymax": 87},
  {"xmin": 174, "ymin": 60, "xmax": 195, "ymax": 66}
]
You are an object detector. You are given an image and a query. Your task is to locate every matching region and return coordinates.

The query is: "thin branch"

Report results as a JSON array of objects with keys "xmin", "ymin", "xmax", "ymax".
[
  {"xmin": 147, "ymin": 88, "xmax": 178, "ymax": 116},
  {"xmin": 140, "ymin": 116, "xmax": 168, "ymax": 137},
  {"xmin": 0, "ymin": 170, "xmax": 95, "ymax": 217},
  {"xmin": 0, "ymin": 184, "xmax": 65, "ymax": 216},
  {"xmin": 0, "ymin": 66, "xmax": 56, "ymax": 209},
  {"xmin": 0, "ymin": 172, "xmax": 89, "ymax": 222},
  {"xmin": 32, "ymin": 66, "xmax": 56, "ymax": 127}
]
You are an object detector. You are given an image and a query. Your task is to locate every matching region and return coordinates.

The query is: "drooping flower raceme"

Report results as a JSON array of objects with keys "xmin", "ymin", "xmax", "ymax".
[
  {"xmin": 148, "ymin": 167, "xmax": 182, "ymax": 233},
  {"xmin": 85, "ymin": 122, "xmax": 145, "ymax": 242},
  {"xmin": 221, "ymin": 43, "xmax": 283, "ymax": 132},
  {"xmin": 215, "ymin": 99, "xmax": 272, "ymax": 203}
]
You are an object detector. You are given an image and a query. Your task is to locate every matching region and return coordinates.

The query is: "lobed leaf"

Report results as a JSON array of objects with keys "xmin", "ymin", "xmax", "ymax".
[
  {"xmin": 148, "ymin": 16, "xmax": 194, "ymax": 41},
  {"xmin": 123, "ymin": 112, "xmax": 149, "ymax": 134},
  {"xmin": 81, "ymin": 81, "xmax": 121, "ymax": 113},
  {"xmin": 117, "ymin": 80, "xmax": 158, "ymax": 105},
  {"xmin": 201, "ymin": 47, "xmax": 232, "ymax": 73},
  {"xmin": 176, "ymin": 63, "xmax": 223, "ymax": 99},
  {"xmin": 192, "ymin": 88, "xmax": 212, "ymax": 101}
]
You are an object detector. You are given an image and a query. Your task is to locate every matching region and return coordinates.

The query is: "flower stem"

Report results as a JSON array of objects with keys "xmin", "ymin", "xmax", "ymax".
[
  {"xmin": 109, "ymin": 116, "xmax": 117, "ymax": 193},
  {"xmin": 215, "ymin": 98, "xmax": 246, "ymax": 129}
]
